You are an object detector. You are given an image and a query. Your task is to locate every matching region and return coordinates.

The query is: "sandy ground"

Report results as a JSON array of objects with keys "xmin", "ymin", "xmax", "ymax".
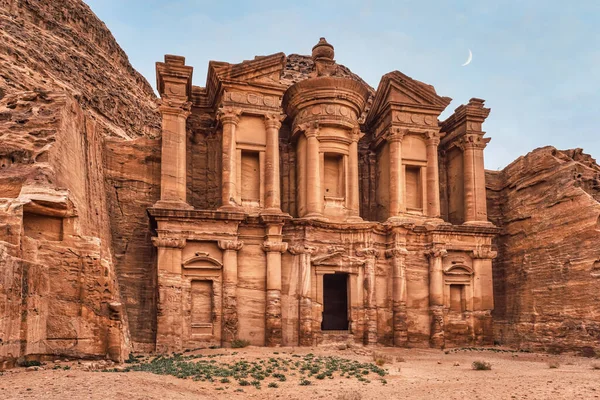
[{"xmin": 1, "ymin": 347, "xmax": 599, "ymax": 400}]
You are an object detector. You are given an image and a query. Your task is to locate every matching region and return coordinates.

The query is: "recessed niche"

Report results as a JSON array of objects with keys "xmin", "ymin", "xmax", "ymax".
[{"xmin": 23, "ymin": 212, "xmax": 63, "ymax": 241}]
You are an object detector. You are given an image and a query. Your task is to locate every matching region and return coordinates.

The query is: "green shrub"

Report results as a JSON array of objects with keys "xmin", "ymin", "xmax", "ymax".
[
  {"xmin": 471, "ymin": 361, "xmax": 492, "ymax": 370},
  {"xmin": 268, "ymin": 382, "xmax": 279, "ymax": 388},
  {"xmin": 18, "ymin": 360, "xmax": 42, "ymax": 368},
  {"xmin": 299, "ymin": 378, "xmax": 311, "ymax": 386},
  {"xmin": 231, "ymin": 339, "xmax": 251, "ymax": 349}
]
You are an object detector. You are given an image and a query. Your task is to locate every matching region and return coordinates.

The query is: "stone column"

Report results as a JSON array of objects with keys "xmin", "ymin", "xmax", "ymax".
[
  {"xmin": 471, "ymin": 246, "xmax": 497, "ymax": 344},
  {"xmin": 290, "ymin": 244, "xmax": 316, "ymax": 346},
  {"xmin": 347, "ymin": 128, "xmax": 362, "ymax": 220},
  {"xmin": 425, "ymin": 131, "xmax": 441, "ymax": 218},
  {"xmin": 426, "ymin": 247, "xmax": 447, "ymax": 348},
  {"xmin": 460, "ymin": 135, "xmax": 489, "ymax": 224},
  {"xmin": 218, "ymin": 107, "xmax": 242, "ymax": 210},
  {"xmin": 385, "ymin": 246, "xmax": 409, "ymax": 347},
  {"xmin": 263, "ymin": 240, "xmax": 288, "ymax": 346},
  {"xmin": 388, "ymin": 127, "xmax": 406, "ymax": 218},
  {"xmin": 152, "ymin": 237, "xmax": 186, "ymax": 352},
  {"xmin": 218, "ymin": 239, "xmax": 244, "ymax": 346},
  {"xmin": 264, "ymin": 114, "xmax": 284, "ymax": 211},
  {"xmin": 357, "ymin": 247, "xmax": 379, "ymax": 345},
  {"xmin": 304, "ymin": 123, "xmax": 323, "ymax": 218},
  {"xmin": 155, "ymin": 102, "xmax": 192, "ymax": 209}
]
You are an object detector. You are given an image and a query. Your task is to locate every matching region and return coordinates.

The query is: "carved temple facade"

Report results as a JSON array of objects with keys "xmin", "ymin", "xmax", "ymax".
[{"xmin": 148, "ymin": 39, "xmax": 498, "ymax": 351}]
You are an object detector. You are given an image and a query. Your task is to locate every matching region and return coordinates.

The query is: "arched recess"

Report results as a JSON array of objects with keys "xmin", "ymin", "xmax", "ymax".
[
  {"xmin": 443, "ymin": 265, "xmax": 474, "ymax": 314},
  {"xmin": 182, "ymin": 252, "xmax": 223, "ymax": 269}
]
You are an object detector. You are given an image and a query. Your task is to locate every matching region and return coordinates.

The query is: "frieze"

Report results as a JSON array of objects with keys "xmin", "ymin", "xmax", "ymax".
[
  {"xmin": 296, "ymin": 103, "xmax": 357, "ymax": 122},
  {"xmin": 152, "ymin": 237, "xmax": 186, "ymax": 249},
  {"xmin": 394, "ymin": 112, "xmax": 437, "ymax": 126},
  {"xmin": 223, "ymin": 90, "xmax": 281, "ymax": 109}
]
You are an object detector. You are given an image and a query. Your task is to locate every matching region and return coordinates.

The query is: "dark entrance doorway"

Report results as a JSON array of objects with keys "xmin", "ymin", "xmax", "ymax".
[{"xmin": 321, "ymin": 273, "xmax": 349, "ymax": 330}]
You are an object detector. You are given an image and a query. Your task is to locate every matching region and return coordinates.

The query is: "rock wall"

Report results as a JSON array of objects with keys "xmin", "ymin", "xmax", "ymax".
[
  {"xmin": 487, "ymin": 147, "xmax": 600, "ymax": 354},
  {"xmin": 0, "ymin": 0, "xmax": 160, "ymax": 363}
]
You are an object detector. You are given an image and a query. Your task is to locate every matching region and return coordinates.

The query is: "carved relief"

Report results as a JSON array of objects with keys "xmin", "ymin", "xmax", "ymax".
[
  {"xmin": 217, "ymin": 239, "xmax": 244, "ymax": 251},
  {"xmin": 152, "ymin": 237, "xmax": 186, "ymax": 249},
  {"xmin": 223, "ymin": 90, "xmax": 281, "ymax": 109},
  {"xmin": 262, "ymin": 241, "xmax": 288, "ymax": 253}
]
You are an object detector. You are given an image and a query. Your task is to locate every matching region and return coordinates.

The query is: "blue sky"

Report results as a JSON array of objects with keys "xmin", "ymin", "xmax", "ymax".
[{"xmin": 85, "ymin": 0, "xmax": 599, "ymax": 170}]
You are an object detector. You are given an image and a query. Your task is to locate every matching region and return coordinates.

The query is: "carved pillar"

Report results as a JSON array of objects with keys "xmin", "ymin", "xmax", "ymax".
[
  {"xmin": 152, "ymin": 237, "xmax": 186, "ymax": 352},
  {"xmin": 263, "ymin": 240, "xmax": 288, "ymax": 346},
  {"xmin": 385, "ymin": 246, "xmax": 409, "ymax": 346},
  {"xmin": 290, "ymin": 244, "xmax": 316, "ymax": 346},
  {"xmin": 425, "ymin": 131, "xmax": 441, "ymax": 218},
  {"xmin": 304, "ymin": 123, "xmax": 323, "ymax": 218},
  {"xmin": 264, "ymin": 114, "xmax": 284, "ymax": 211},
  {"xmin": 357, "ymin": 247, "xmax": 379, "ymax": 345},
  {"xmin": 471, "ymin": 246, "xmax": 497, "ymax": 344},
  {"xmin": 154, "ymin": 55, "xmax": 193, "ymax": 210},
  {"xmin": 426, "ymin": 247, "xmax": 447, "ymax": 348},
  {"xmin": 218, "ymin": 108, "xmax": 242, "ymax": 209},
  {"xmin": 347, "ymin": 128, "xmax": 362, "ymax": 220},
  {"xmin": 460, "ymin": 135, "xmax": 489, "ymax": 224},
  {"xmin": 218, "ymin": 239, "xmax": 243, "ymax": 346},
  {"xmin": 388, "ymin": 127, "xmax": 406, "ymax": 217},
  {"xmin": 155, "ymin": 102, "xmax": 192, "ymax": 209}
]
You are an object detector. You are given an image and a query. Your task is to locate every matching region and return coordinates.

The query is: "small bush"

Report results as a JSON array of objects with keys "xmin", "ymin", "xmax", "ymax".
[
  {"xmin": 372, "ymin": 352, "xmax": 394, "ymax": 366},
  {"xmin": 238, "ymin": 379, "xmax": 250, "ymax": 386},
  {"xmin": 231, "ymin": 339, "xmax": 251, "ymax": 349},
  {"xmin": 471, "ymin": 360, "xmax": 492, "ymax": 370},
  {"xmin": 548, "ymin": 361, "xmax": 560, "ymax": 369},
  {"xmin": 268, "ymin": 382, "xmax": 278, "ymax": 388},
  {"xmin": 591, "ymin": 363, "xmax": 600, "ymax": 370},
  {"xmin": 299, "ymin": 378, "xmax": 311, "ymax": 386},
  {"xmin": 337, "ymin": 393, "xmax": 362, "ymax": 400},
  {"xmin": 18, "ymin": 360, "xmax": 42, "ymax": 368}
]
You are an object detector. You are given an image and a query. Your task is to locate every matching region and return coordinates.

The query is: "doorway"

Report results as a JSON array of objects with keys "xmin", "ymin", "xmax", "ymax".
[{"xmin": 321, "ymin": 273, "xmax": 349, "ymax": 330}]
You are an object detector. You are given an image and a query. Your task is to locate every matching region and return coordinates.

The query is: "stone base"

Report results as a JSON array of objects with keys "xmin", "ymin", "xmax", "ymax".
[{"xmin": 153, "ymin": 199, "xmax": 193, "ymax": 210}]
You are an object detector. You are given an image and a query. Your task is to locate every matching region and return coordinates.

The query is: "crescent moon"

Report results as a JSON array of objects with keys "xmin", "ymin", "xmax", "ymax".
[{"xmin": 462, "ymin": 49, "xmax": 473, "ymax": 66}]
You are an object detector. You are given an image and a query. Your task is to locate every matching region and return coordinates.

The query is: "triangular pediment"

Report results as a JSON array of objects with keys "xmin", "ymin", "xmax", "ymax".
[
  {"xmin": 366, "ymin": 71, "xmax": 452, "ymax": 127},
  {"xmin": 214, "ymin": 53, "xmax": 286, "ymax": 85}
]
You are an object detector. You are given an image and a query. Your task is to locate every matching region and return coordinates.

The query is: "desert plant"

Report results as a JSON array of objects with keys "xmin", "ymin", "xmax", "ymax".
[
  {"xmin": 471, "ymin": 360, "xmax": 492, "ymax": 370},
  {"xmin": 547, "ymin": 361, "xmax": 560, "ymax": 369},
  {"xmin": 18, "ymin": 360, "xmax": 42, "ymax": 368},
  {"xmin": 268, "ymin": 382, "xmax": 278, "ymax": 388},
  {"xmin": 591, "ymin": 363, "xmax": 600, "ymax": 370},
  {"xmin": 336, "ymin": 393, "xmax": 362, "ymax": 400},
  {"xmin": 231, "ymin": 339, "xmax": 251, "ymax": 349},
  {"xmin": 299, "ymin": 378, "xmax": 311, "ymax": 385},
  {"xmin": 372, "ymin": 352, "xmax": 394, "ymax": 366}
]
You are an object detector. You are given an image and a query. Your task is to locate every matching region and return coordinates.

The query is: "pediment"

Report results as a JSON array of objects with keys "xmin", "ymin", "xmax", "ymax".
[
  {"xmin": 212, "ymin": 53, "xmax": 286, "ymax": 85},
  {"xmin": 366, "ymin": 71, "xmax": 452, "ymax": 126}
]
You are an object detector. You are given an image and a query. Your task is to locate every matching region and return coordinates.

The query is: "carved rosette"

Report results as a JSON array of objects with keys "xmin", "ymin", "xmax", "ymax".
[
  {"xmin": 152, "ymin": 237, "xmax": 186, "ymax": 249},
  {"xmin": 217, "ymin": 107, "xmax": 242, "ymax": 127},
  {"xmin": 217, "ymin": 239, "xmax": 244, "ymax": 252},
  {"xmin": 262, "ymin": 241, "xmax": 288, "ymax": 253}
]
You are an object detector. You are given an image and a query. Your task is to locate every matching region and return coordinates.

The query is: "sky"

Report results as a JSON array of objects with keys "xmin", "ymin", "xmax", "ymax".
[{"xmin": 85, "ymin": 0, "xmax": 599, "ymax": 170}]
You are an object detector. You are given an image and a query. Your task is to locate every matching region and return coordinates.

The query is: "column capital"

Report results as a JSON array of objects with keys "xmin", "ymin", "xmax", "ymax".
[
  {"xmin": 385, "ymin": 247, "xmax": 409, "ymax": 259},
  {"xmin": 158, "ymin": 100, "xmax": 192, "ymax": 117},
  {"xmin": 471, "ymin": 246, "xmax": 498, "ymax": 259},
  {"xmin": 386, "ymin": 126, "xmax": 408, "ymax": 143},
  {"xmin": 288, "ymin": 244, "xmax": 317, "ymax": 255},
  {"xmin": 264, "ymin": 113, "xmax": 285, "ymax": 130},
  {"xmin": 356, "ymin": 247, "xmax": 380, "ymax": 259},
  {"xmin": 457, "ymin": 133, "xmax": 490, "ymax": 151},
  {"xmin": 218, "ymin": 239, "xmax": 244, "ymax": 251},
  {"xmin": 426, "ymin": 247, "xmax": 448, "ymax": 259},
  {"xmin": 350, "ymin": 126, "xmax": 364, "ymax": 142},
  {"xmin": 297, "ymin": 121, "xmax": 319, "ymax": 138},
  {"xmin": 152, "ymin": 237, "xmax": 186, "ymax": 249},
  {"xmin": 425, "ymin": 131, "xmax": 441, "ymax": 146},
  {"xmin": 217, "ymin": 107, "xmax": 242, "ymax": 126},
  {"xmin": 262, "ymin": 241, "xmax": 288, "ymax": 253}
]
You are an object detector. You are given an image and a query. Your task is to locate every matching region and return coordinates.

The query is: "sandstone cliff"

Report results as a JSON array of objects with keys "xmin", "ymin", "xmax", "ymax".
[
  {"xmin": 0, "ymin": 0, "xmax": 161, "ymax": 364},
  {"xmin": 487, "ymin": 147, "xmax": 600, "ymax": 354}
]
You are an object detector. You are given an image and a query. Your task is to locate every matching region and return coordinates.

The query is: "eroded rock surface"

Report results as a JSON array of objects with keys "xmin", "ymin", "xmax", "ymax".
[
  {"xmin": 487, "ymin": 147, "xmax": 600, "ymax": 353},
  {"xmin": 0, "ymin": 0, "xmax": 160, "ymax": 364}
]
